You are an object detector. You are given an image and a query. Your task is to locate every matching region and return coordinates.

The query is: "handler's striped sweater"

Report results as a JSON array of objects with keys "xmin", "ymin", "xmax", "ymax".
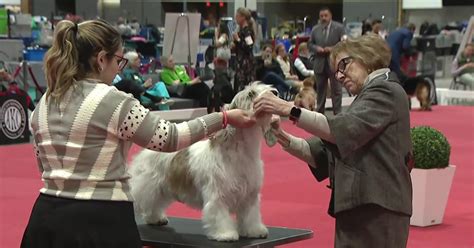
[{"xmin": 30, "ymin": 79, "xmax": 222, "ymax": 201}]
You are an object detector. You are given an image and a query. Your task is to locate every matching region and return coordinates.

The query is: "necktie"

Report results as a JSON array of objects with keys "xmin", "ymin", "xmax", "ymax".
[{"xmin": 324, "ymin": 26, "xmax": 329, "ymax": 42}]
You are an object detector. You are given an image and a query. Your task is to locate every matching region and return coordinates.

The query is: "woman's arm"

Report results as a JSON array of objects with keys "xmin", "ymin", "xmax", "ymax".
[
  {"xmin": 236, "ymin": 28, "xmax": 254, "ymax": 51},
  {"xmin": 271, "ymin": 117, "xmax": 330, "ymax": 182},
  {"xmin": 276, "ymin": 57, "xmax": 292, "ymax": 78},
  {"xmin": 215, "ymin": 34, "xmax": 228, "ymax": 48},
  {"xmin": 297, "ymin": 109, "xmax": 336, "ymax": 143},
  {"xmin": 451, "ymin": 58, "xmax": 472, "ymax": 77},
  {"xmin": 160, "ymin": 70, "xmax": 178, "ymax": 86},
  {"xmin": 254, "ymin": 91, "xmax": 335, "ymax": 142},
  {"xmin": 273, "ymin": 127, "xmax": 316, "ymax": 168},
  {"xmin": 116, "ymin": 96, "xmax": 254, "ymax": 152},
  {"xmin": 294, "ymin": 58, "xmax": 315, "ymax": 77}
]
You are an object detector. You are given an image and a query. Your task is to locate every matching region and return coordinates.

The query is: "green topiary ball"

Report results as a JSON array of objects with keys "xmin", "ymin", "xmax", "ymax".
[{"xmin": 411, "ymin": 126, "xmax": 451, "ymax": 169}]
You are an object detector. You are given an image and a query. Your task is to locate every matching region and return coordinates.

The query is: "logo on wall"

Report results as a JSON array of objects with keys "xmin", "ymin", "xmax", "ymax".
[{"xmin": 0, "ymin": 99, "xmax": 26, "ymax": 140}]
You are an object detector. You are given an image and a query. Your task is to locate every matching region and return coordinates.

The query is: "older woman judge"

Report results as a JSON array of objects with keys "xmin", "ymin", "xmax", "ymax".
[{"xmin": 254, "ymin": 34, "xmax": 413, "ymax": 247}]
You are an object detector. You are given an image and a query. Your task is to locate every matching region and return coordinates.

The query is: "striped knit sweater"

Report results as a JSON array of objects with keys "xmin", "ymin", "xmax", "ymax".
[{"xmin": 30, "ymin": 79, "xmax": 222, "ymax": 201}]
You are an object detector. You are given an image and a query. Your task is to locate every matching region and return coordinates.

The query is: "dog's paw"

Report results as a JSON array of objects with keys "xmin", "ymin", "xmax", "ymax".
[
  {"xmin": 239, "ymin": 224, "xmax": 268, "ymax": 238},
  {"xmin": 208, "ymin": 230, "xmax": 239, "ymax": 242},
  {"xmin": 143, "ymin": 215, "xmax": 169, "ymax": 226}
]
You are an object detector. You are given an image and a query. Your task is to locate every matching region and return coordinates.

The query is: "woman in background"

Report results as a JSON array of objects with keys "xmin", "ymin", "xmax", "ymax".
[
  {"xmin": 294, "ymin": 42, "xmax": 315, "ymax": 80},
  {"xmin": 214, "ymin": 21, "xmax": 231, "ymax": 69},
  {"xmin": 233, "ymin": 7, "xmax": 255, "ymax": 93},
  {"xmin": 275, "ymin": 44, "xmax": 303, "ymax": 89},
  {"xmin": 122, "ymin": 51, "xmax": 172, "ymax": 110},
  {"xmin": 160, "ymin": 55, "xmax": 210, "ymax": 107},
  {"xmin": 453, "ymin": 43, "xmax": 474, "ymax": 87}
]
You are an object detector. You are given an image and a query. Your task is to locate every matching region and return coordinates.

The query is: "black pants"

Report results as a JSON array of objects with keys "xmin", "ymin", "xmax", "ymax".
[
  {"xmin": 182, "ymin": 83, "xmax": 211, "ymax": 107},
  {"xmin": 262, "ymin": 72, "xmax": 290, "ymax": 96},
  {"xmin": 335, "ymin": 204, "xmax": 410, "ymax": 248},
  {"xmin": 21, "ymin": 194, "xmax": 142, "ymax": 248},
  {"xmin": 315, "ymin": 61, "xmax": 342, "ymax": 115}
]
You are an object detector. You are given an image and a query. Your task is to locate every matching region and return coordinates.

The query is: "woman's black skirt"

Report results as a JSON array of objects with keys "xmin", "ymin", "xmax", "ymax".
[{"xmin": 21, "ymin": 193, "xmax": 142, "ymax": 248}]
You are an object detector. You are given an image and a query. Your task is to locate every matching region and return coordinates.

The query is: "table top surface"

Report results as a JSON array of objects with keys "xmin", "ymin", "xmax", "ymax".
[{"xmin": 136, "ymin": 216, "xmax": 313, "ymax": 248}]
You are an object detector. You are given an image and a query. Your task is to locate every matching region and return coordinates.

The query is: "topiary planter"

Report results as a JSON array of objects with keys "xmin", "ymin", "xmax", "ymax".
[
  {"xmin": 410, "ymin": 165, "xmax": 456, "ymax": 227},
  {"xmin": 410, "ymin": 126, "xmax": 455, "ymax": 227}
]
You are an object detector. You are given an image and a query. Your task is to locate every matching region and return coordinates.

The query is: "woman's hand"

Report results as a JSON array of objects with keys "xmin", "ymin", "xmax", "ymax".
[
  {"xmin": 269, "ymin": 115, "xmax": 291, "ymax": 147},
  {"xmin": 271, "ymin": 115, "xmax": 281, "ymax": 132},
  {"xmin": 288, "ymin": 75, "xmax": 299, "ymax": 80},
  {"xmin": 226, "ymin": 109, "xmax": 256, "ymax": 128},
  {"xmin": 233, "ymin": 33, "xmax": 240, "ymax": 42},
  {"xmin": 189, "ymin": 77, "xmax": 201, "ymax": 85},
  {"xmin": 254, "ymin": 91, "xmax": 293, "ymax": 117},
  {"xmin": 144, "ymin": 78, "xmax": 153, "ymax": 88}
]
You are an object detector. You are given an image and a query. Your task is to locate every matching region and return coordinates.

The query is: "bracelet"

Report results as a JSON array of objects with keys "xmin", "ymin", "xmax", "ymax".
[
  {"xmin": 222, "ymin": 110, "xmax": 228, "ymax": 129},
  {"xmin": 198, "ymin": 118, "xmax": 208, "ymax": 137}
]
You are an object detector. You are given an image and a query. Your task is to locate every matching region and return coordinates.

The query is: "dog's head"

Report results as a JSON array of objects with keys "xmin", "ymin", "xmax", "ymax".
[
  {"xmin": 294, "ymin": 78, "xmax": 317, "ymax": 111},
  {"xmin": 225, "ymin": 82, "xmax": 277, "ymax": 145}
]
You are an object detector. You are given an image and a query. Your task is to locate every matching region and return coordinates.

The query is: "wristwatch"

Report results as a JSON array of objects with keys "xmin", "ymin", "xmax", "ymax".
[{"xmin": 289, "ymin": 107, "xmax": 302, "ymax": 123}]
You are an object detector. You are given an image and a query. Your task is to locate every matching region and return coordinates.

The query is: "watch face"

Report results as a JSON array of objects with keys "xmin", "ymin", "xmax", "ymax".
[{"xmin": 290, "ymin": 107, "xmax": 302, "ymax": 119}]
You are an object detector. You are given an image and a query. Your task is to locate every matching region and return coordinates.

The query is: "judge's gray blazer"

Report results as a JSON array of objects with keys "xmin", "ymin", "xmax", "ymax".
[
  {"xmin": 307, "ymin": 71, "xmax": 413, "ymax": 217},
  {"xmin": 308, "ymin": 21, "xmax": 345, "ymax": 74}
]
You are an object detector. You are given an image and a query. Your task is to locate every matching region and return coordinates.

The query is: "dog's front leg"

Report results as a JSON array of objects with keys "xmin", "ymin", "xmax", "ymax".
[
  {"xmin": 237, "ymin": 193, "xmax": 268, "ymax": 238},
  {"xmin": 202, "ymin": 200, "xmax": 239, "ymax": 241}
]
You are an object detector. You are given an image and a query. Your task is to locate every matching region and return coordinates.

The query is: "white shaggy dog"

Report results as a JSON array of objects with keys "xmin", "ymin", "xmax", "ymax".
[{"xmin": 129, "ymin": 83, "xmax": 276, "ymax": 242}]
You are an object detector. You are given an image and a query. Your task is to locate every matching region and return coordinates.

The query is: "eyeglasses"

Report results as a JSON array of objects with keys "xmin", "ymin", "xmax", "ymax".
[
  {"xmin": 114, "ymin": 54, "xmax": 128, "ymax": 71},
  {"xmin": 335, "ymin": 56, "xmax": 353, "ymax": 80}
]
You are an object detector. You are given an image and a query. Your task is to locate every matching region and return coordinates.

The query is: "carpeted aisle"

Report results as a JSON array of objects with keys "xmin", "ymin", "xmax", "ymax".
[{"xmin": 1, "ymin": 106, "xmax": 473, "ymax": 247}]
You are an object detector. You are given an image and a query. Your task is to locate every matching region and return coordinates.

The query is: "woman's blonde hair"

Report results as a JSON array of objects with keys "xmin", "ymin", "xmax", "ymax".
[
  {"xmin": 236, "ymin": 7, "xmax": 255, "ymax": 36},
  {"xmin": 329, "ymin": 34, "xmax": 391, "ymax": 73},
  {"xmin": 44, "ymin": 19, "xmax": 121, "ymax": 101},
  {"xmin": 298, "ymin": 42, "xmax": 309, "ymax": 54},
  {"xmin": 275, "ymin": 44, "xmax": 288, "ymax": 62}
]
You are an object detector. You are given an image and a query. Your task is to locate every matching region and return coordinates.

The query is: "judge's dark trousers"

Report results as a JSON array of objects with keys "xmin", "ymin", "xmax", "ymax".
[{"xmin": 335, "ymin": 204, "xmax": 410, "ymax": 248}]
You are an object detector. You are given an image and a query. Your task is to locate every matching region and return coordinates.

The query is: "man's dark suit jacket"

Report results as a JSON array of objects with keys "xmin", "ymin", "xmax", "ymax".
[{"xmin": 308, "ymin": 21, "xmax": 345, "ymax": 74}]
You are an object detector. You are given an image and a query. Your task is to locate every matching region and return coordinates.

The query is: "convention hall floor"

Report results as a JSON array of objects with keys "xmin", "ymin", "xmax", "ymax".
[{"xmin": 1, "ymin": 105, "xmax": 473, "ymax": 247}]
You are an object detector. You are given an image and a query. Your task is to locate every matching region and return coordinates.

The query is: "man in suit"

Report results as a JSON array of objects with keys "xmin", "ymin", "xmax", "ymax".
[
  {"xmin": 387, "ymin": 23, "xmax": 416, "ymax": 81},
  {"xmin": 309, "ymin": 7, "xmax": 345, "ymax": 115}
]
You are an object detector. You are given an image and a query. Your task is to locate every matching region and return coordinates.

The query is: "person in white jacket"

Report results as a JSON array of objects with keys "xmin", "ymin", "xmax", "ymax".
[{"xmin": 294, "ymin": 42, "xmax": 315, "ymax": 80}]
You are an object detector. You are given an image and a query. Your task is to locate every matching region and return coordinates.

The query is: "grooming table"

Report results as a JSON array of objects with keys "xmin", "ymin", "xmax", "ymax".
[{"xmin": 136, "ymin": 216, "xmax": 313, "ymax": 248}]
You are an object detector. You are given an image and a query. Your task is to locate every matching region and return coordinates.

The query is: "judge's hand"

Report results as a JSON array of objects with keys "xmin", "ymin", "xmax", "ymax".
[
  {"xmin": 323, "ymin": 47, "xmax": 332, "ymax": 53},
  {"xmin": 254, "ymin": 91, "xmax": 293, "ymax": 117},
  {"xmin": 271, "ymin": 115, "xmax": 281, "ymax": 132}
]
